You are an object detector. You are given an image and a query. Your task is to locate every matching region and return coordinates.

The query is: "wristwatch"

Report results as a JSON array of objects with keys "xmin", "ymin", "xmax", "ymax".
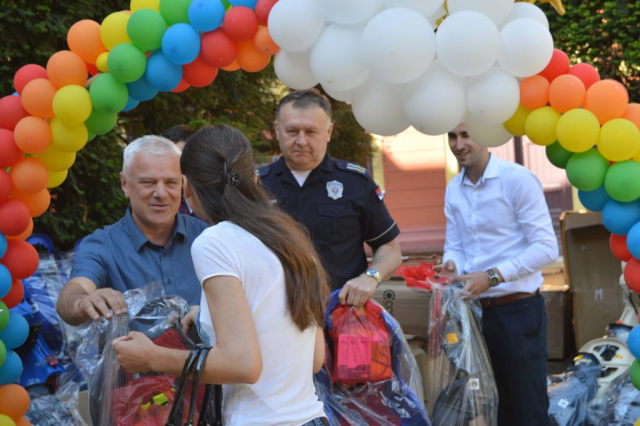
[
  {"xmin": 487, "ymin": 269, "xmax": 501, "ymax": 287},
  {"xmin": 366, "ymin": 267, "xmax": 382, "ymax": 285}
]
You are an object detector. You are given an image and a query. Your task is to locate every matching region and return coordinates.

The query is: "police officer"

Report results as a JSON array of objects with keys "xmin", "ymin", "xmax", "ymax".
[{"xmin": 258, "ymin": 89, "xmax": 401, "ymax": 307}]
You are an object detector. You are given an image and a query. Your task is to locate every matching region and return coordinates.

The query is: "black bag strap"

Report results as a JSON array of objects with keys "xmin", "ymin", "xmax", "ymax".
[
  {"xmin": 185, "ymin": 346, "xmax": 211, "ymax": 425},
  {"xmin": 165, "ymin": 347, "xmax": 202, "ymax": 426},
  {"xmin": 213, "ymin": 384, "xmax": 222, "ymax": 426}
]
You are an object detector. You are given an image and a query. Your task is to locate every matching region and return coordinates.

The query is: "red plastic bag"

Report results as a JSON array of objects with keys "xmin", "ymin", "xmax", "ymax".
[
  {"xmin": 330, "ymin": 301, "xmax": 392, "ymax": 384},
  {"xmin": 394, "ymin": 261, "xmax": 449, "ymax": 290}
]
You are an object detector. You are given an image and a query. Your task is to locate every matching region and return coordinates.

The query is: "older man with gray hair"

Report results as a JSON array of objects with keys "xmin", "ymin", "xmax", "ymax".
[{"xmin": 57, "ymin": 136, "xmax": 207, "ymax": 326}]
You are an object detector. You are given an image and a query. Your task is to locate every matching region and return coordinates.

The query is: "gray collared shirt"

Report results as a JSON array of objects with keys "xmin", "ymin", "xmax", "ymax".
[{"xmin": 70, "ymin": 207, "xmax": 208, "ymax": 306}]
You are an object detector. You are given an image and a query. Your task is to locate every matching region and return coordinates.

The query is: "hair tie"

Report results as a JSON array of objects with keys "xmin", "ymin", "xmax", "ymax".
[{"xmin": 222, "ymin": 161, "xmax": 241, "ymax": 188}]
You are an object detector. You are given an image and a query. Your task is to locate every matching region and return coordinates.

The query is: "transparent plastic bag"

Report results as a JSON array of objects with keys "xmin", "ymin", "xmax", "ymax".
[
  {"xmin": 314, "ymin": 290, "xmax": 430, "ymax": 426},
  {"xmin": 427, "ymin": 281, "xmax": 498, "ymax": 426},
  {"xmin": 587, "ymin": 373, "xmax": 639, "ymax": 426},
  {"xmin": 547, "ymin": 364, "xmax": 600, "ymax": 426},
  {"xmin": 26, "ymin": 366, "xmax": 88, "ymax": 426}
]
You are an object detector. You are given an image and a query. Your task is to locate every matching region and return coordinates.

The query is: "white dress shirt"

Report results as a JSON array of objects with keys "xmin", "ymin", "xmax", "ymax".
[{"xmin": 443, "ymin": 154, "xmax": 559, "ymax": 298}]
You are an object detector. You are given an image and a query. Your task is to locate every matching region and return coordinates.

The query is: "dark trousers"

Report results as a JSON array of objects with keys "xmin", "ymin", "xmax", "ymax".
[{"xmin": 482, "ymin": 292, "xmax": 551, "ymax": 426}]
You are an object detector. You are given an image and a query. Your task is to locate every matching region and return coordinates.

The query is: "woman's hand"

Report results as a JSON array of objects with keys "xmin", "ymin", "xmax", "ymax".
[
  {"xmin": 181, "ymin": 305, "xmax": 199, "ymax": 334},
  {"xmin": 112, "ymin": 331, "xmax": 157, "ymax": 373}
]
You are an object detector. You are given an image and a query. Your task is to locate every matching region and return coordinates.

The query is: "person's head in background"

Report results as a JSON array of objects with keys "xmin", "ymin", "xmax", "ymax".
[{"xmin": 162, "ymin": 125, "xmax": 196, "ymax": 152}]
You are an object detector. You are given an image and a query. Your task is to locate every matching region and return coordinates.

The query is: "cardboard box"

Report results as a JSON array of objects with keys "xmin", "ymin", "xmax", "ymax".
[
  {"xmin": 541, "ymin": 283, "xmax": 572, "ymax": 359},
  {"xmin": 372, "ymin": 279, "xmax": 431, "ymax": 340},
  {"xmin": 572, "ymin": 287, "xmax": 624, "ymax": 349}
]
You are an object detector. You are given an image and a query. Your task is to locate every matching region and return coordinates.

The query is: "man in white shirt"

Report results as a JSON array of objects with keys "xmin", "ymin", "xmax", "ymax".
[{"xmin": 436, "ymin": 123, "xmax": 558, "ymax": 426}]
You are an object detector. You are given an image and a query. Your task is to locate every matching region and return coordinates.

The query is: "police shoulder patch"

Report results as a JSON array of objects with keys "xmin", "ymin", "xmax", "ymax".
[
  {"xmin": 337, "ymin": 161, "xmax": 369, "ymax": 178},
  {"xmin": 256, "ymin": 165, "xmax": 270, "ymax": 178}
]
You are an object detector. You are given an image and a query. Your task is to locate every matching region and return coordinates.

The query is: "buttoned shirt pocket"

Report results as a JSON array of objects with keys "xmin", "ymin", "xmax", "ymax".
[{"xmin": 316, "ymin": 203, "xmax": 360, "ymax": 242}]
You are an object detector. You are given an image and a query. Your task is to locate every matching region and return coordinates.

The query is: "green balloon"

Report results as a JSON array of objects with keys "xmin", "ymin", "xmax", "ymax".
[
  {"xmin": 90, "ymin": 73, "xmax": 129, "ymax": 114},
  {"xmin": 0, "ymin": 301, "xmax": 8, "ymax": 332},
  {"xmin": 88, "ymin": 133, "xmax": 96, "ymax": 142},
  {"xmin": 565, "ymin": 149, "xmax": 610, "ymax": 191},
  {"xmin": 159, "ymin": 0, "xmax": 191, "ymax": 25},
  {"xmin": 128, "ymin": 9, "xmax": 167, "ymax": 52},
  {"xmin": 85, "ymin": 109, "xmax": 118, "ymax": 135},
  {"xmin": 221, "ymin": 0, "xmax": 231, "ymax": 10},
  {"xmin": 546, "ymin": 141, "xmax": 573, "ymax": 169},
  {"xmin": 0, "ymin": 339, "xmax": 5, "ymax": 369},
  {"xmin": 604, "ymin": 160, "xmax": 640, "ymax": 202},
  {"xmin": 107, "ymin": 43, "xmax": 147, "ymax": 83},
  {"xmin": 631, "ymin": 360, "xmax": 640, "ymax": 391}
]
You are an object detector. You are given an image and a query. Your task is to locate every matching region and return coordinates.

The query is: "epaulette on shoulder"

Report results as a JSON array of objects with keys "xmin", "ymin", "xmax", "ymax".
[
  {"xmin": 336, "ymin": 161, "xmax": 369, "ymax": 178},
  {"xmin": 256, "ymin": 165, "xmax": 270, "ymax": 178}
]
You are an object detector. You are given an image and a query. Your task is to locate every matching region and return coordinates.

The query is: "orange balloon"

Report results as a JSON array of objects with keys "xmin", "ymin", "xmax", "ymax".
[
  {"xmin": 10, "ymin": 187, "xmax": 51, "ymax": 217},
  {"xmin": 10, "ymin": 157, "xmax": 49, "ymax": 194},
  {"xmin": 6, "ymin": 218, "xmax": 33, "ymax": 241},
  {"xmin": 236, "ymin": 40, "xmax": 271, "ymax": 73},
  {"xmin": 222, "ymin": 59, "xmax": 241, "ymax": 72},
  {"xmin": 0, "ymin": 384, "xmax": 30, "ymax": 421},
  {"xmin": 21, "ymin": 78, "xmax": 57, "ymax": 118},
  {"xmin": 47, "ymin": 50, "xmax": 88, "ymax": 88},
  {"xmin": 15, "ymin": 418, "xmax": 32, "ymax": 426},
  {"xmin": 254, "ymin": 26, "xmax": 280, "ymax": 56},
  {"xmin": 14, "ymin": 116, "xmax": 51, "ymax": 154},
  {"xmin": 520, "ymin": 75, "xmax": 550, "ymax": 110},
  {"xmin": 170, "ymin": 79, "xmax": 190, "ymax": 93},
  {"xmin": 548, "ymin": 74, "xmax": 586, "ymax": 113},
  {"xmin": 622, "ymin": 103, "xmax": 640, "ymax": 131},
  {"xmin": 584, "ymin": 79, "xmax": 629, "ymax": 125},
  {"xmin": 67, "ymin": 20, "xmax": 108, "ymax": 64}
]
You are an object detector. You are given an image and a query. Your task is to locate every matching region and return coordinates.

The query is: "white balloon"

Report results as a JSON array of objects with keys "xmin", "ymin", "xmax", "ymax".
[
  {"xmin": 310, "ymin": 25, "xmax": 369, "ymax": 91},
  {"xmin": 447, "ymin": 0, "xmax": 514, "ymax": 26},
  {"xmin": 361, "ymin": 8, "xmax": 435, "ymax": 84},
  {"xmin": 316, "ymin": 0, "xmax": 383, "ymax": 25},
  {"xmin": 467, "ymin": 65, "xmax": 519, "ymax": 125},
  {"xmin": 498, "ymin": 18, "xmax": 554, "ymax": 78},
  {"xmin": 500, "ymin": 2, "xmax": 549, "ymax": 29},
  {"xmin": 436, "ymin": 11, "xmax": 500, "ymax": 77},
  {"xmin": 268, "ymin": 0, "xmax": 325, "ymax": 52},
  {"xmin": 465, "ymin": 115, "xmax": 513, "ymax": 147},
  {"xmin": 274, "ymin": 50, "xmax": 318, "ymax": 90},
  {"xmin": 352, "ymin": 78, "xmax": 410, "ymax": 136},
  {"xmin": 382, "ymin": 0, "xmax": 444, "ymax": 19},
  {"xmin": 404, "ymin": 61, "xmax": 467, "ymax": 136},
  {"xmin": 322, "ymin": 85, "xmax": 353, "ymax": 103}
]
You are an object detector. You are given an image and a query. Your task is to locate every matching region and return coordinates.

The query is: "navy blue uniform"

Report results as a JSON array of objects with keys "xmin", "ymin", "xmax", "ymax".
[{"xmin": 258, "ymin": 154, "xmax": 400, "ymax": 290}]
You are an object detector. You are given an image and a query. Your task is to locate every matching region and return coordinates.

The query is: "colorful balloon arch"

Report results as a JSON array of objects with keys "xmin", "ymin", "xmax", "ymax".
[{"xmin": 1, "ymin": 0, "xmax": 640, "ymax": 422}]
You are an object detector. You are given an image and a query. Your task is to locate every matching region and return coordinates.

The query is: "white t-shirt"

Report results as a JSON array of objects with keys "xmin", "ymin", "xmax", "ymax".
[
  {"xmin": 290, "ymin": 169, "xmax": 311, "ymax": 187},
  {"xmin": 191, "ymin": 221, "xmax": 326, "ymax": 426}
]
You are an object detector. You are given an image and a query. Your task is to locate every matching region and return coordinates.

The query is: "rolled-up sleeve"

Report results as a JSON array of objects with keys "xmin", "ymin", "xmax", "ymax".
[{"xmin": 69, "ymin": 232, "xmax": 108, "ymax": 288}]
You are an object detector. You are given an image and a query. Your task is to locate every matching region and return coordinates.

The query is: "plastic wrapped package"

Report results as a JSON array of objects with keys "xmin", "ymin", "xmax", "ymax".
[
  {"xmin": 314, "ymin": 290, "xmax": 430, "ymax": 425},
  {"xmin": 427, "ymin": 282, "xmax": 498, "ymax": 426},
  {"xmin": 547, "ymin": 364, "xmax": 600, "ymax": 426},
  {"xmin": 26, "ymin": 366, "xmax": 88, "ymax": 425},
  {"xmin": 75, "ymin": 281, "xmax": 216, "ymax": 426},
  {"xmin": 587, "ymin": 374, "xmax": 640, "ymax": 426}
]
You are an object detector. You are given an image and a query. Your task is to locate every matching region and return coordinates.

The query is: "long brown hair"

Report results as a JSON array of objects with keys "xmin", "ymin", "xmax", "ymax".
[{"xmin": 181, "ymin": 125, "xmax": 329, "ymax": 330}]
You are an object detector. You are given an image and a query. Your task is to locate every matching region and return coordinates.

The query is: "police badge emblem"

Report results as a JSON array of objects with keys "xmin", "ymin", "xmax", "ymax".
[{"xmin": 326, "ymin": 181, "xmax": 343, "ymax": 200}]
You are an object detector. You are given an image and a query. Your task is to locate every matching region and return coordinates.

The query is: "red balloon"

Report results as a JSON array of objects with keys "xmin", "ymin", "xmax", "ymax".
[
  {"xmin": 0, "ymin": 198, "xmax": 31, "ymax": 237},
  {"xmin": 183, "ymin": 57, "xmax": 219, "ymax": 88},
  {"xmin": 13, "ymin": 64, "xmax": 48, "ymax": 95},
  {"xmin": 223, "ymin": 6, "xmax": 259, "ymax": 42},
  {"xmin": 86, "ymin": 62, "xmax": 99, "ymax": 76},
  {"xmin": 0, "ymin": 169, "xmax": 11, "ymax": 202},
  {"xmin": 624, "ymin": 257, "xmax": 640, "ymax": 293},
  {"xmin": 538, "ymin": 48, "xmax": 570, "ymax": 83},
  {"xmin": 170, "ymin": 79, "xmax": 190, "ymax": 93},
  {"xmin": 2, "ymin": 279, "xmax": 25, "ymax": 309},
  {"xmin": 611, "ymin": 233, "xmax": 632, "ymax": 261},
  {"xmin": 0, "ymin": 239, "xmax": 39, "ymax": 280},
  {"xmin": 567, "ymin": 63, "xmax": 600, "ymax": 90},
  {"xmin": 201, "ymin": 29, "xmax": 237, "ymax": 68},
  {"xmin": 255, "ymin": 0, "xmax": 278, "ymax": 25},
  {"xmin": 0, "ymin": 96, "xmax": 29, "ymax": 131},
  {"xmin": 0, "ymin": 130, "xmax": 24, "ymax": 168}
]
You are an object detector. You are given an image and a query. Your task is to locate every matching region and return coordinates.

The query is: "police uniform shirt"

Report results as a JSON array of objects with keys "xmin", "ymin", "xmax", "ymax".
[{"xmin": 258, "ymin": 154, "xmax": 400, "ymax": 290}]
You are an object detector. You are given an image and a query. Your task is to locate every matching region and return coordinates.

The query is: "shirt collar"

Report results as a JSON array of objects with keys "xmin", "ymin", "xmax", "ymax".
[
  {"xmin": 273, "ymin": 153, "xmax": 333, "ymax": 174},
  {"xmin": 124, "ymin": 206, "xmax": 186, "ymax": 252},
  {"xmin": 461, "ymin": 153, "xmax": 500, "ymax": 187}
]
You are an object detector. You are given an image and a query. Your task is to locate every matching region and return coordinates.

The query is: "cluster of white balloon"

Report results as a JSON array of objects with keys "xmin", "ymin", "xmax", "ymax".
[{"xmin": 269, "ymin": 0, "xmax": 554, "ymax": 142}]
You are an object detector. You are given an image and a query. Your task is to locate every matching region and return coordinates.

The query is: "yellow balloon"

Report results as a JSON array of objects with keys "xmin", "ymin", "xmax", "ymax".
[
  {"xmin": 50, "ymin": 118, "xmax": 89, "ymax": 153},
  {"xmin": 96, "ymin": 52, "xmax": 110, "ymax": 73},
  {"xmin": 503, "ymin": 104, "xmax": 531, "ymax": 137},
  {"xmin": 635, "ymin": 417, "xmax": 640, "ymax": 426},
  {"xmin": 0, "ymin": 414, "xmax": 16, "ymax": 426},
  {"xmin": 131, "ymin": 0, "xmax": 160, "ymax": 12},
  {"xmin": 556, "ymin": 108, "xmax": 601, "ymax": 153},
  {"xmin": 46, "ymin": 169, "xmax": 69, "ymax": 188},
  {"xmin": 524, "ymin": 106, "xmax": 561, "ymax": 146},
  {"xmin": 598, "ymin": 118, "xmax": 640, "ymax": 162},
  {"xmin": 101, "ymin": 12, "xmax": 132, "ymax": 51},
  {"xmin": 52, "ymin": 85, "xmax": 93, "ymax": 125},
  {"xmin": 36, "ymin": 145, "xmax": 77, "ymax": 172}
]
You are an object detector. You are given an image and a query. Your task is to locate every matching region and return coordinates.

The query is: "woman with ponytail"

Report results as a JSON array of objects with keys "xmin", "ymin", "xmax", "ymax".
[{"xmin": 113, "ymin": 125, "xmax": 330, "ymax": 426}]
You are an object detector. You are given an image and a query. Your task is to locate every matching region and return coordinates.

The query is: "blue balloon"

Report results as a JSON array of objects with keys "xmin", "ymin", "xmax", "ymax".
[
  {"xmin": 229, "ymin": 0, "xmax": 258, "ymax": 7},
  {"xmin": 629, "ymin": 325, "xmax": 640, "ymax": 360},
  {"xmin": 122, "ymin": 97, "xmax": 140, "ymax": 112},
  {"xmin": 579, "ymin": 185, "xmax": 611, "ymax": 212},
  {"xmin": 0, "ymin": 264, "xmax": 11, "ymax": 299},
  {"xmin": 627, "ymin": 222, "xmax": 640, "ymax": 260},
  {"xmin": 602, "ymin": 200, "xmax": 640, "ymax": 235},
  {"xmin": 189, "ymin": 0, "xmax": 225, "ymax": 32},
  {"xmin": 162, "ymin": 24, "xmax": 201, "ymax": 65},
  {"xmin": 126, "ymin": 76, "xmax": 158, "ymax": 102},
  {"xmin": 145, "ymin": 51, "xmax": 183, "ymax": 92},
  {"xmin": 0, "ymin": 349, "xmax": 22, "ymax": 385},
  {"xmin": 0, "ymin": 313, "xmax": 29, "ymax": 349},
  {"xmin": 0, "ymin": 233, "xmax": 6, "ymax": 259}
]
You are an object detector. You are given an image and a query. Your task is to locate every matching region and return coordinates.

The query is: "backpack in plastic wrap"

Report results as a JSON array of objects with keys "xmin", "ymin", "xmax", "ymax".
[
  {"xmin": 427, "ymin": 281, "xmax": 498, "ymax": 426},
  {"xmin": 547, "ymin": 364, "xmax": 600, "ymax": 426}
]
